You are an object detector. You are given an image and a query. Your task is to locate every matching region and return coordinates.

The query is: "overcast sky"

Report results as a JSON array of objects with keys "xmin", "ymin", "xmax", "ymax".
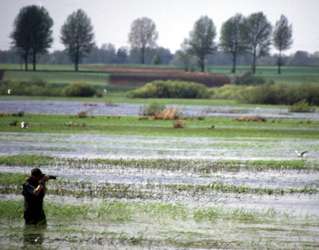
[{"xmin": 1, "ymin": 0, "xmax": 319, "ymax": 54}]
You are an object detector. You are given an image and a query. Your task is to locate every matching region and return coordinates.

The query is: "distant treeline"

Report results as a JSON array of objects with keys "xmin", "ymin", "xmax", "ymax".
[
  {"xmin": 4, "ymin": 4, "xmax": 319, "ymax": 73},
  {"xmin": 1, "ymin": 47, "xmax": 318, "ymax": 67}
]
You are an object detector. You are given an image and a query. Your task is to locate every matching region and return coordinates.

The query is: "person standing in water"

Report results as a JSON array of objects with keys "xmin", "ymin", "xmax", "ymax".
[{"xmin": 22, "ymin": 168, "xmax": 56, "ymax": 225}]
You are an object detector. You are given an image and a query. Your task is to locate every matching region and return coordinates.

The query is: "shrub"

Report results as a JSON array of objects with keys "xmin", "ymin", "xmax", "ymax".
[
  {"xmin": 141, "ymin": 103, "xmax": 166, "ymax": 116},
  {"xmin": 128, "ymin": 80, "xmax": 210, "ymax": 99},
  {"xmin": 77, "ymin": 111, "xmax": 88, "ymax": 118},
  {"xmin": 109, "ymin": 72, "xmax": 230, "ymax": 87},
  {"xmin": 9, "ymin": 120, "xmax": 18, "ymax": 126},
  {"xmin": 173, "ymin": 120, "xmax": 185, "ymax": 128},
  {"xmin": 288, "ymin": 100, "xmax": 315, "ymax": 113},
  {"xmin": 235, "ymin": 71, "xmax": 266, "ymax": 85},
  {"xmin": 64, "ymin": 83, "xmax": 96, "ymax": 97},
  {"xmin": 154, "ymin": 108, "xmax": 181, "ymax": 120},
  {"xmin": 95, "ymin": 91, "xmax": 103, "ymax": 98},
  {"xmin": 240, "ymin": 84, "xmax": 319, "ymax": 105},
  {"xmin": 0, "ymin": 80, "xmax": 63, "ymax": 96},
  {"xmin": 12, "ymin": 111, "xmax": 24, "ymax": 117},
  {"xmin": 209, "ymin": 85, "xmax": 252, "ymax": 100}
]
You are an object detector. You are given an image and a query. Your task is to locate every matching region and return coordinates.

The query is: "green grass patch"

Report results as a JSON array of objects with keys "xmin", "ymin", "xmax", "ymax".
[
  {"xmin": 207, "ymin": 65, "xmax": 319, "ymax": 85},
  {"xmin": 0, "ymin": 114, "xmax": 319, "ymax": 139},
  {"xmin": 2, "ymin": 70, "xmax": 109, "ymax": 86},
  {"xmin": 0, "ymin": 172, "xmax": 27, "ymax": 185},
  {"xmin": 0, "ymin": 155, "xmax": 54, "ymax": 166}
]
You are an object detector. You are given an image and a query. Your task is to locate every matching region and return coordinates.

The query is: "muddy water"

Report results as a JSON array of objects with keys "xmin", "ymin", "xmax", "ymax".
[
  {"xmin": 1, "ymin": 100, "xmax": 319, "ymax": 120},
  {"xmin": 1, "ymin": 132, "xmax": 319, "ymax": 160}
]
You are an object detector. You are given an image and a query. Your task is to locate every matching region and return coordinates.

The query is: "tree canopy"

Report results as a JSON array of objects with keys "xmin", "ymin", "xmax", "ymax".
[
  {"xmin": 273, "ymin": 15, "xmax": 293, "ymax": 74},
  {"xmin": 220, "ymin": 14, "xmax": 246, "ymax": 73},
  {"xmin": 61, "ymin": 9, "xmax": 95, "ymax": 71},
  {"xmin": 128, "ymin": 17, "xmax": 158, "ymax": 64},
  {"xmin": 242, "ymin": 12, "xmax": 272, "ymax": 74},
  {"xmin": 11, "ymin": 5, "xmax": 53, "ymax": 71},
  {"xmin": 187, "ymin": 16, "xmax": 216, "ymax": 72}
]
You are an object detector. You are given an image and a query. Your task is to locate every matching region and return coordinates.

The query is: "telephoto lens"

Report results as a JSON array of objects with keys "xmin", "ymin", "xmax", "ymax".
[{"xmin": 48, "ymin": 175, "xmax": 57, "ymax": 179}]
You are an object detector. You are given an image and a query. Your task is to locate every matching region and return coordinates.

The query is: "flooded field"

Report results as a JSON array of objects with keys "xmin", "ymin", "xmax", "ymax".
[
  {"xmin": 1, "ymin": 99, "xmax": 319, "ymax": 120},
  {"xmin": 0, "ymin": 130, "xmax": 319, "ymax": 249},
  {"xmin": 0, "ymin": 97, "xmax": 319, "ymax": 249},
  {"xmin": 1, "ymin": 132, "xmax": 319, "ymax": 160}
]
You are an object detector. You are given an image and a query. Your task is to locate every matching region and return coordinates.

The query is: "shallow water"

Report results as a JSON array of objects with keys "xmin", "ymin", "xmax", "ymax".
[
  {"xmin": 1, "ymin": 194, "xmax": 319, "ymax": 250},
  {"xmin": 1, "ymin": 100, "xmax": 319, "ymax": 120},
  {"xmin": 1, "ymin": 132, "xmax": 319, "ymax": 160},
  {"xmin": 1, "ymin": 165, "xmax": 318, "ymax": 190}
]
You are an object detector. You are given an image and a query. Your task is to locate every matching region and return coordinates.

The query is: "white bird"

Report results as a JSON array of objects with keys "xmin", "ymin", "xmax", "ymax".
[
  {"xmin": 7, "ymin": 89, "xmax": 11, "ymax": 95},
  {"xmin": 295, "ymin": 150, "xmax": 308, "ymax": 158},
  {"xmin": 20, "ymin": 121, "xmax": 29, "ymax": 129}
]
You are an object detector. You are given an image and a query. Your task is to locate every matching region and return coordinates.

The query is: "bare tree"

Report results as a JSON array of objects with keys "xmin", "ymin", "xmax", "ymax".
[
  {"xmin": 220, "ymin": 14, "xmax": 246, "ymax": 73},
  {"xmin": 242, "ymin": 12, "xmax": 272, "ymax": 74},
  {"xmin": 128, "ymin": 17, "xmax": 158, "ymax": 64},
  {"xmin": 187, "ymin": 16, "xmax": 216, "ymax": 72},
  {"xmin": 61, "ymin": 9, "xmax": 95, "ymax": 72},
  {"xmin": 273, "ymin": 15, "xmax": 293, "ymax": 74}
]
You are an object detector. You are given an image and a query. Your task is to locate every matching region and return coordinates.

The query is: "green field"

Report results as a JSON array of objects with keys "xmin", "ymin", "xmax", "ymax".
[
  {"xmin": 2, "ymin": 70, "xmax": 109, "ymax": 86},
  {"xmin": 209, "ymin": 65, "xmax": 319, "ymax": 85},
  {"xmin": 1, "ymin": 64, "xmax": 319, "ymax": 87}
]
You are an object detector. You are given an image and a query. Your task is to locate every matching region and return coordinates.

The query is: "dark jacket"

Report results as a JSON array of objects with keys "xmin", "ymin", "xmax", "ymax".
[{"xmin": 22, "ymin": 177, "xmax": 46, "ymax": 225}]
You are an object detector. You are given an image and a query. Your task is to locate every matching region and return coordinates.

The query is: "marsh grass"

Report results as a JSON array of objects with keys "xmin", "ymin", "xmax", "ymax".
[
  {"xmin": 0, "ymin": 200, "xmax": 310, "ymax": 225},
  {"xmin": 0, "ymin": 155, "xmax": 315, "ymax": 171},
  {"xmin": 1, "ymin": 173, "xmax": 317, "ymax": 197},
  {"xmin": 0, "ymin": 172, "xmax": 27, "ymax": 185},
  {"xmin": 0, "ymin": 155, "xmax": 54, "ymax": 166}
]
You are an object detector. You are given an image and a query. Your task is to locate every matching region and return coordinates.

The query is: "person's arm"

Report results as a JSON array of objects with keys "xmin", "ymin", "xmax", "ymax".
[
  {"xmin": 33, "ymin": 184, "xmax": 44, "ymax": 195},
  {"xmin": 33, "ymin": 176, "xmax": 49, "ymax": 196}
]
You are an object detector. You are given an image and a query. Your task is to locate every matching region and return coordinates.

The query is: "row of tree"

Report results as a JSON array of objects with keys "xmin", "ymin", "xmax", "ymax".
[
  {"xmin": 2, "ymin": 46, "xmax": 318, "ymax": 67},
  {"xmin": 10, "ymin": 6, "xmax": 294, "ymax": 73},
  {"xmin": 179, "ymin": 13, "xmax": 292, "ymax": 74}
]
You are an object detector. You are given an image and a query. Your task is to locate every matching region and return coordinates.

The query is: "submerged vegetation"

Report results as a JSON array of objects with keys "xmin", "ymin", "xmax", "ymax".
[
  {"xmin": 0, "ymin": 199, "xmax": 313, "ymax": 224},
  {"xmin": 0, "ymin": 154, "xmax": 316, "ymax": 171},
  {"xmin": 1, "ymin": 172, "xmax": 318, "ymax": 198}
]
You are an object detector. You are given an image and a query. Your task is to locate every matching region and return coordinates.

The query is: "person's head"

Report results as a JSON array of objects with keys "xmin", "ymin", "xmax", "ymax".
[{"xmin": 31, "ymin": 168, "xmax": 44, "ymax": 181}]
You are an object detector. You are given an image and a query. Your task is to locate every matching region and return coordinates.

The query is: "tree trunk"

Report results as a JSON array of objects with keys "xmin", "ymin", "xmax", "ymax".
[
  {"xmin": 232, "ymin": 52, "xmax": 237, "ymax": 74},
  {"xmin": 74, "ymin": 47, "xmax": 79, "ymax": 72},
  {"xmin": 277, "ymin": 50, "xmax": 282, "ymax": 74},
  {"xmin": 199, "ymin": 56, "xmax": 205, "ymax": 72},
  {"xmin": 141, "ymin": 46, "xmax": 145, "ymax": 64},
  {"xmin": 32, "ymin": 51, "xmax": 36, "ymax": 71},
  {"xmin": 252, "ymin": 49, "xmax": 257, "ymax": 74},
  {"xmin": 24, "ymin": 52, "xmax": 28, "ymax": 72}
]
